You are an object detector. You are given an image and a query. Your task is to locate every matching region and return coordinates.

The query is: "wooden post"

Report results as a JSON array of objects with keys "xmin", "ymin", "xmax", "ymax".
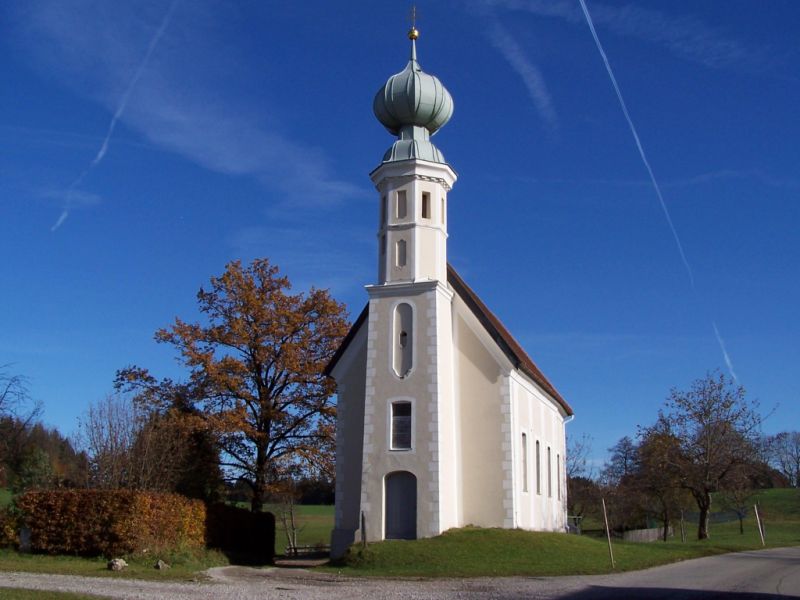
[
  {"xmin": 602, "ymin": 498, "xmax": 615, "ymax": 569},
  {"xmin": 360, "ymin": 511, "xmax": 367, "ymax": 548},
  {"xmin": 754, "ymin": 504, "xmax": 765, "ymax": 546},
  {"xmin": 680, "ymin": 510, "xmax": 686, "ymax": 543}
]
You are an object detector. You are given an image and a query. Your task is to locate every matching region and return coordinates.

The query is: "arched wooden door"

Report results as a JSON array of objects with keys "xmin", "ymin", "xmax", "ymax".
[{"xmin": 384, "ymin": 471, "xmax": 417, "ymax": 540}]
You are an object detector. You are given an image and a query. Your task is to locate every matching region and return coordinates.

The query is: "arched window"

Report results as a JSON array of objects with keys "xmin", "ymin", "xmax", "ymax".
[
  {"xmin": 536, "ymin": 440, "xmax": 541, "ymax": 495},
  {"xmin": 393, "ymin": 303, "xmax": 413, "ymax": 377},
  {"xmin": 522, "ymin": 433, "xmax": 529, "ymax": 493}
]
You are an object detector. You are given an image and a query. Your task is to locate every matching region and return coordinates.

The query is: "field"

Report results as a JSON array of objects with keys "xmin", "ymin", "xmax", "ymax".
[{"xmin": 266, "ymin": 504, "xmax": 334, "ymax": 556}]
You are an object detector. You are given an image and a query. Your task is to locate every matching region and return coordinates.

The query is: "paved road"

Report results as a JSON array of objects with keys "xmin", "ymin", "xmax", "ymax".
[{"xmin": 1, "ymin": 546, "xmax": 798, "ymax": 599}]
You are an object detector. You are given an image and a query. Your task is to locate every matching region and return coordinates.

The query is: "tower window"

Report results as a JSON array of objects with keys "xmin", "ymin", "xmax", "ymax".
[
  {"xmin": 381, "ymin": 196, "xmax": 387, "ymax": 225},
  {"xmin": 395, "ymin": 239, "xmax": 407, "ymax": 268},
  {"xmin": 522, "ymin": 433, "xmax": 528, "ymax": 493},
  {"xmin": 441, "ymin": 196, "xmax": 445, "ymax": 224},
  {"xmin": 381, "ymin": 234, "xmax": 386, "ymax": 255},
  {"xmin": 396, "ymin": 190, "xmax": 407, "ymax": 219},
  {"xmin": 421, "ymin": 192, "xmax": 431, "ymax": 219},
  {"xmin": 393, "ymin": 303, "xmax": 413, "ymax": 377},
  {"xmin": 391, "ymin": 401, "xmax": 412, "ymax": 449}
]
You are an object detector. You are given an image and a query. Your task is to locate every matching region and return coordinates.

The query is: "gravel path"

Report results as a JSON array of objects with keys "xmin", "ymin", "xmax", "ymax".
[{"xmin": 1, "ymin": 547, "xmax": 798, "ymax": 599}]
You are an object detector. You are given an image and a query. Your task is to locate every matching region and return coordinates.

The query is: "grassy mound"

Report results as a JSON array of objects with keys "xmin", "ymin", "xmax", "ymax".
[{"xmin": 337, "ymin": 488, "xmax": 800, "ymax": 577}]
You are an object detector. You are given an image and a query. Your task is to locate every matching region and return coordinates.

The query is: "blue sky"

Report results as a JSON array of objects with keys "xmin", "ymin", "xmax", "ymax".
[{"xmin": 2, "ymin": 0, "xmax": 798, "ymax": 468}]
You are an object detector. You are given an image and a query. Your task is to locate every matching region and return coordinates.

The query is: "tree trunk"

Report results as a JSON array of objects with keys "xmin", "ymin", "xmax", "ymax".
[
  {"xmin": 251, "ymin": 447, "xmax": 268, "ymax": 512},
  {"xmin": 663, "ymin": 512, "xmax": 670, "ymax": 542},
  {"xmin": 739, "ymin": 515, "xmax": 744, "ymax": 534},
  {"xmin": 696, "ymin": 490, "xmax": 711, "ymax": 540}
]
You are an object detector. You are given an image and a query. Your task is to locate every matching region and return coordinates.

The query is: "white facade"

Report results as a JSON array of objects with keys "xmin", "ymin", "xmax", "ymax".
[{"xmin": 327, "ymin": 31, "xmax": 573, "ymax": 559}]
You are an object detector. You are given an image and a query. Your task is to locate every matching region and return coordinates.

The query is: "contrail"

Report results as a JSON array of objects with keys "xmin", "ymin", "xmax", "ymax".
[
  {"xmin": 713, "ymin": 321, "xmax": 738, "ymax": 383},
  {"xmin": 577, "ymin": 0, "xmax": 693, "ymax": 288},
  {"xmin": 486, "ymin": 20, "xmax": 558, "ymax": 130},
  {"xmin": 578, "ymin": 0, "xmax": 739, "ymax": 381},
  {"xmin": 52, "ymin": 0, "xmax": 179, "ymax": 232}
]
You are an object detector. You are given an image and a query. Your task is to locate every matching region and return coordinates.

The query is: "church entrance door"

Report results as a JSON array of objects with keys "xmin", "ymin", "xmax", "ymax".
[{"xmin": 384, "ymin": 471, "xmax": 417, "ymax": 540}]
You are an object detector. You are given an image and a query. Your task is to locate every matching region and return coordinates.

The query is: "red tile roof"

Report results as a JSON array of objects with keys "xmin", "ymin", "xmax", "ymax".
[{"xmin": 324, "ymin": 265, "xmax": 573, "ymax": 416}]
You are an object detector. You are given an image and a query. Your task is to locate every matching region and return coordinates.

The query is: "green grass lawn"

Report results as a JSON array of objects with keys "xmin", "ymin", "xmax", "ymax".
[
  {"xmin": 266, "ymin": 504, "xmax": 334, "ymax": 556},
  {"xmin": 0, "ymin": 549, "xmax": 228, "ymax": 582},
  {"xmin": 0, "ymin": 589, "xmax": 110, "ymax": 600},
  {"xmin": 334, "ymin": 488, "xmax": 800, "ymax": 577}
]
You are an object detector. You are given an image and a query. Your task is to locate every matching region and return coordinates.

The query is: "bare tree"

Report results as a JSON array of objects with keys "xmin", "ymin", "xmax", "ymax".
[
  {"xmin": 647, "ymin": 371, "xmax": 761, "ymax": 540},
  {"xmin": 78, "ymin": 394, "xmax": 190, "ymax": 492},
  {"xmin": 766, "ymin": 431, "xmax": 800, "ymax": 487},
  {"xmin": 601, "ymin": 436, "xmax": 637, "ymax": 487},
  {"xmin": 0, "ymin": 367, "xmax": 41, "ymax": 486}
]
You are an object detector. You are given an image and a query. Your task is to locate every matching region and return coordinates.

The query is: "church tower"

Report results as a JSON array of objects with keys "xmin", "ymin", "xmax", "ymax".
[{"xmin": 358, "ymin": 24, "xmax": 459, "ymax": 543}]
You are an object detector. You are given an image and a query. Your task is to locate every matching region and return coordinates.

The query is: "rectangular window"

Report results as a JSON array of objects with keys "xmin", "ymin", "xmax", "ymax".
[
  {"xmin": 522, "ymin": 433, "xmax": 528, "ymax": 493},
  {"xmin": 441, "ymin": 196, "xmax": 445, "ymax": 224},
  {"xmin": 536, "ymin": 440, "xmax": 541, "ymax": 495},
  {"xmin": 381, "ymin": 234, "xmax": 386, "ymax": 255},
  {"xmin": 547, "ymin": 446, "xmax": 552, "ymax": 498},
  {"xmin": 396, "ymin": 190, "xmax": 407, "ymax": 219},
  {"xmin": 391, "ymin": 402, "xmax": 412, "ymax": 449},
  {"xmin": 395, "ymin": 239, "xmax": 407, "ymax": 267},
  {"xmin": 380, "ymin": 195, "xmax": 387, "ymax": 225},
  {"xmin": 421, "ymin": 192, "xmax": 431, "ymax": 219}
]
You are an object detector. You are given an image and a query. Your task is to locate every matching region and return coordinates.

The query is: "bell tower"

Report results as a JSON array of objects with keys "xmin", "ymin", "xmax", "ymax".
[{"xmin": 357, "ymin": 24, "xmax": 460, "ymax": 544}]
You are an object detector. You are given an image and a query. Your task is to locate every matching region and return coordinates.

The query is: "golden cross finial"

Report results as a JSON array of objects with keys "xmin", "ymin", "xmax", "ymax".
[{"xmin": 408, "ymin": 5, "xmax": 419, "ymax": 40}]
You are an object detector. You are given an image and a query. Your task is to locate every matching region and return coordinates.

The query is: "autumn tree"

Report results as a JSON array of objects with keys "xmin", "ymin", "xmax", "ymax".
[
  {"xmin": 646, "ymin": 371, "xmax": 761, "ymax": 540},
  {"xmin": 117, "ymin": 259, "xmax": 349, "ymax": 511},
  {"xmin": 634, "ymin": 428, "xmax": 687, "ymax": 541}
]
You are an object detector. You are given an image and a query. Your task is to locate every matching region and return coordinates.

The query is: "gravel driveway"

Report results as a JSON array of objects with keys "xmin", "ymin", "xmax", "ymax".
[{"xmin": 1, "ymin": 546, "xmax": 798, "ymax": 599}]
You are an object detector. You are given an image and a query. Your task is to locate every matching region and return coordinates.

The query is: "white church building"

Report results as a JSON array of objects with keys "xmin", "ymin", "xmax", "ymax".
[{"xmin": 326, "ymin": 26, "xmax": 574, "ymax": 559}]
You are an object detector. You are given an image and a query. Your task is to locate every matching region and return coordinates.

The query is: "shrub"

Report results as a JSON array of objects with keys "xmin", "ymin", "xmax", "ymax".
[
  {"xmin": 16, "ymin": 489, "xmax": 205, "ymax": 557},
  {"xmin": 0, "ymin": 506, "xmax": 19, "ymax": 547}
]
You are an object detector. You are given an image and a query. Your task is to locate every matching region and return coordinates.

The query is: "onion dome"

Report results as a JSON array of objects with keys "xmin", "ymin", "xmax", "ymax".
[{"xmin": 373, "ymin": 28, "xmax": 453, "ymax": 164}]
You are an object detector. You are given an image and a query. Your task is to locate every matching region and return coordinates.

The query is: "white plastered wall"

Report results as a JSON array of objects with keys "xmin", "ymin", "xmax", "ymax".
[{"xmin": 510, "ymin": 371, "xmax": 568, "ymax": 532}]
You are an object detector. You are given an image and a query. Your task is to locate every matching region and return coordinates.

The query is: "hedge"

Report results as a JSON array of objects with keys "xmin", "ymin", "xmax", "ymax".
[
  {"xmin": 0, "ymin": 506, "xmax": 18, "ymax": 547},
  {"xmin": 16, "ymin": 489, "xmax": 206, "ymax": 557}
]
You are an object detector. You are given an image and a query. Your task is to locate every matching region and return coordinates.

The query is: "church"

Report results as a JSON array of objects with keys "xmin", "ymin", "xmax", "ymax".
[{"xmin": 326, "ymin": 25, "xmax": 574, "ymax": 559}]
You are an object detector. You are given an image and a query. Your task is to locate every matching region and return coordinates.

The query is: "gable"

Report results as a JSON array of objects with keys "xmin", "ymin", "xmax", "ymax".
[
  {"xmin": 448, "ymin": 265, "xmax": 572, "ymax": 416},
  {"xmin": 323, "ymin": 267, "xmax": 573, "ymax": 417}
]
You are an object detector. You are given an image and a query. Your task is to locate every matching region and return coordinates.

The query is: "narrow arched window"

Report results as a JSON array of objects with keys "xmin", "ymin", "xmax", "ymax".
[
  {"xmin": 557, "ymin": 453, "xmax": 561, "ymax": 501},
  {"xmin": 393, "ymin": 303, "xmax": 413, "ymax": 377},
  {"xmin": 548, "ymin": 446, "xmax": 552, "ymax": 498},
  {"xmin": 536, "ymin": 440, "xmax": 541, "ymax": 495},
  {"xmin": 522, "ymin": 433, "xmax": 529, "ymax": 493}
]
